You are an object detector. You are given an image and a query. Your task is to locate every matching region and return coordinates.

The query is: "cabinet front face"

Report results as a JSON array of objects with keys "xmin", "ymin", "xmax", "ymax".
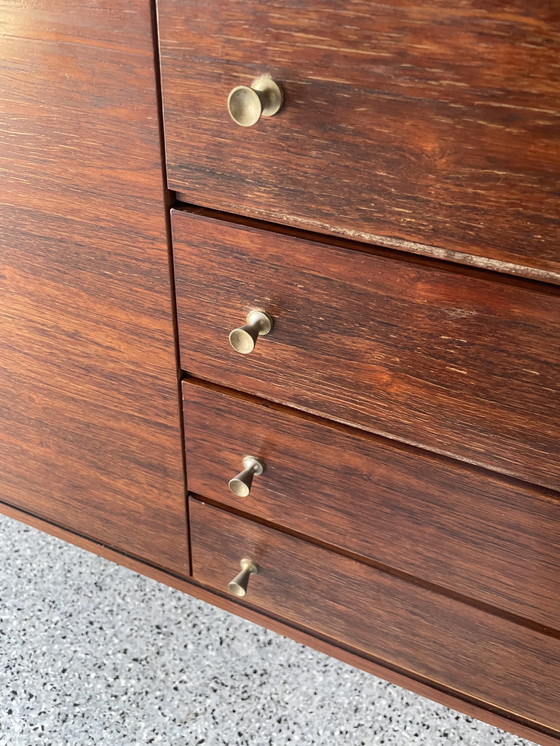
[
  {"xmin": 158, "ymin": 0, "xmax": 560, "ymax": 281},
  {"xmin": 0, "ymin": 0, "xmax": 189, "ymax": 574},
  {"xmin": 172, "ymin": 209, "xmax": 560, "ymax": 491}
]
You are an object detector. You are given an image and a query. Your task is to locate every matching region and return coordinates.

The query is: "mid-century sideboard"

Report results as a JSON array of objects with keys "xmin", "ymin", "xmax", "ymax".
[{"xmin": 1, "ymin": 1, "xmax": 558, "ymax": 743}]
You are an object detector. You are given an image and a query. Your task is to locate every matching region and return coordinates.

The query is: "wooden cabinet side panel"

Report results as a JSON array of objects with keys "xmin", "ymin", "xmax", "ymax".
[{"xmin": 0, "ymin": 0, "xmax": 189, "ymax": 574}]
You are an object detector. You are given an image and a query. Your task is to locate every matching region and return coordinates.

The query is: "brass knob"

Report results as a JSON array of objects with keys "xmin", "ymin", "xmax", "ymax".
[
  {"xmin": 229, "ymin": 310, "xmax": 273, "ymax": 354},
  {"xmin": 228, "ymin": 456, "xmax": 264, "ymax": 497},
  {"xmin": 227, "ymin": 74, "xmax": 283, "ymax": 127},
  {"xmin": 228, "ymin": 558, "xmax": 258, "ymax": 597}
]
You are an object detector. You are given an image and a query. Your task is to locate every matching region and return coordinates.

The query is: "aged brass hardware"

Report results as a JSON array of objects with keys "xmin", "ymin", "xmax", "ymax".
[
  {"xmin": 228, "ymin": 558, "xmax": 258, "ymax": 597},
  {"xmin": 228, "ymin": 456, "xmax": 264, "ymax": 497},
  {"xmin": 227, "ymin": 75, "xmax": 283, "ymax": 127},
  {"xmin": 229, "ymin": 310, "xmax": 273, "ymax": 354}
]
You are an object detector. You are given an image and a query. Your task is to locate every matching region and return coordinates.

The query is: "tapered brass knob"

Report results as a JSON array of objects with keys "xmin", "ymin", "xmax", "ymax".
[
  {"xmin": 229, "ymin": 310, "xmax": 273, "ymax": 354},
  {"xmin": 228, "ymin": 456, "xmax": 264, "ymax": 497},
  {"xmin": 228, "ymin": 558, "xmax": 258, "ymax": 597},
  {"xmin": 227, "ymin": 75, "xmax": 283, "ymax": 127}
]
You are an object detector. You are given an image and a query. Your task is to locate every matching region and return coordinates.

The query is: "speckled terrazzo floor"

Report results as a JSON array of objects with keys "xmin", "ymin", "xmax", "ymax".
[{"xmin": 0, "ymin": 514, "xmax": 537, "ymax": 746}]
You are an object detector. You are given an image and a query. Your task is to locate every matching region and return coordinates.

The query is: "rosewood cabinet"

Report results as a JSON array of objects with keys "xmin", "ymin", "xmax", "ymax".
[{"xmin": 1, "ymin": 1, "xmax": 559, "ymax": 744}]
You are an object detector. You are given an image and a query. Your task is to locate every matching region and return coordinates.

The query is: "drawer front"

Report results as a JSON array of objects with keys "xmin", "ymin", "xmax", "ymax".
[
  {"xmin": 173, "ymin": 209, "xmax": 560, "ymax": 490},
  {"xmin": 184, "ymin": 380, "xmax": 560, "ymax": 630},
  {"xmin": 158, "ymin": 0, "xmax": 560, "ymax": 281},
  {"xmin": 190, "ymin": 499, "xmax": 560, "ymax": 731}
]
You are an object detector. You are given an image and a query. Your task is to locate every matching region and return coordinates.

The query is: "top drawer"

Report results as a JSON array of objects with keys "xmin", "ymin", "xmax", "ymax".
[{"xmin": 158, "ymin": 0, "xmax": 560, "ymax": 281}]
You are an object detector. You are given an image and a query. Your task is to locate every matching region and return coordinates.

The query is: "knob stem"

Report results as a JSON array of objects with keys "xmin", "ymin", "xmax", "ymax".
[
  {"xmin": 229, "ymin": 310, "xmax": 273, "ymax": 354},
  {"xmin": 228, "ymin": 558, "xmax": 258, "ymax": 597},
  {"xmin": 228, "ymin": 456, "xmax": 264, "ymax": 497}
]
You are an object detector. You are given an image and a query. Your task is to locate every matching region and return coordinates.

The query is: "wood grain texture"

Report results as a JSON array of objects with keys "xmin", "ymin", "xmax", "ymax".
[
  {"xmin": 158, "ymin": 0, "xmax": 560, "ymax": 282},
  {"xmin": 190, "ymin": 499, "xmax": 560, "ymax": 732},
  {"xmin": 172, "ymin": 209, "xmax": 560, "ymax": 490},
  {"xmin": 3, "ymin": 501, "xmax": 558, "ymax": 746},
  {"xmin": 183, "ymin": 379, "xmax": 560, "ymax": 630},
  {"xmin": 0, "ymin": 0, "xmax": 189, "ymax": 574}
]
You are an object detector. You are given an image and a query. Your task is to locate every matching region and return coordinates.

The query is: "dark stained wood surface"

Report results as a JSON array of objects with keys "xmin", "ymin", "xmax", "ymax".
[
  {"xmin": 183, "ymin": 379, "xmax": 560, "ymax": 630},
  {"xmin": 190, "ymin": 499, "xmax": 560, "ymax": 732},
  {"xmin": 158, "ymin": 0, "xmax": 560, "ymax": 282},
  {"xmin": 172, "ymin": 209, "xmax": 560, "ymax": 490},
  {"xmin": 0, "ymin": 0, "xmax": 189, "ymax": 574},
  {"xmin": 3, "ymin": 500, "xmax": 558, "ymax": 746}
]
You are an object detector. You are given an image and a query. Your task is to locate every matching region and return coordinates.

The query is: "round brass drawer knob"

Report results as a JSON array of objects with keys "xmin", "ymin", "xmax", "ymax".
[
  {"xmin": 227, "ymin": 75, "xmax": 283, "ymax": 127},
  {"xmin": 228, "ymin": 456, "xmax": 265, "ymax": 497},
  {"xmin": 229, "ymin": 310, "xmax": 273, "ymax": 354},
  {"xmin": 228, "ymin": 558, "xmax": 258, "ymax": 597}
]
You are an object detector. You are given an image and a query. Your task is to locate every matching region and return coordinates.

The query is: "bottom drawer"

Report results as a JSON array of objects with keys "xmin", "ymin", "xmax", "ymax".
[{"xmin": 190, "ymin": 498, "xmax": 560, "ymax": 733}]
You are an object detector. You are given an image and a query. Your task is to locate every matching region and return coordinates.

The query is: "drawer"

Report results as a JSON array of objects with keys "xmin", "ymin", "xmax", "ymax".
[
  {"xmin": 158, "ymin": 0, "xmax": 560, "ymax": 281},
  {"xmin": 190, "ymin": 499, "xmax": 560, "ymax": 731},
  {"xmin": 183, "ymin": 380, "xmax": 560, "ymax": 630},
  {"xmin": 172, "ymin": 209, "xmax": 560, "ymax": 490}
]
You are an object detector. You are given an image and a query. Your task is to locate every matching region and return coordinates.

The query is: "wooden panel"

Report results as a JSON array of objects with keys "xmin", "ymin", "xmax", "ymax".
[
  {"xmin": 172, "ymin": 209, "xmax": 560, "ymax": 490},
  {"xmin": 158, "ymin": 0, "xmax": 560, "ymax": 282},
  {"xmin": 3, "ymin": 500, "xmax": 558, "ymax": 746},
  {"xmin": 183, "ymin": 379, "xmax": 560, "ymax": 630},
  {"xmin": 0, "ymin": 0, "xmax": 188, "ymax": 574},
  {"xmin": 190, "ymin": 499, "xmax": 560, "ymax": 731}
]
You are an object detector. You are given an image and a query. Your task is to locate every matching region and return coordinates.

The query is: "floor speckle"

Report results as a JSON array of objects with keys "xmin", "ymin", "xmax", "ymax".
[{"xmin": 0, "ymin": 514, "xmax": 536, "ymax": 746}]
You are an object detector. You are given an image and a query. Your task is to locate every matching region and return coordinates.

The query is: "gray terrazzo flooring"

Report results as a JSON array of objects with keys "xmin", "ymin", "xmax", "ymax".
[{"xmin": 0, "ymin": 513, "xmax": 537, "ymax": 746}]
